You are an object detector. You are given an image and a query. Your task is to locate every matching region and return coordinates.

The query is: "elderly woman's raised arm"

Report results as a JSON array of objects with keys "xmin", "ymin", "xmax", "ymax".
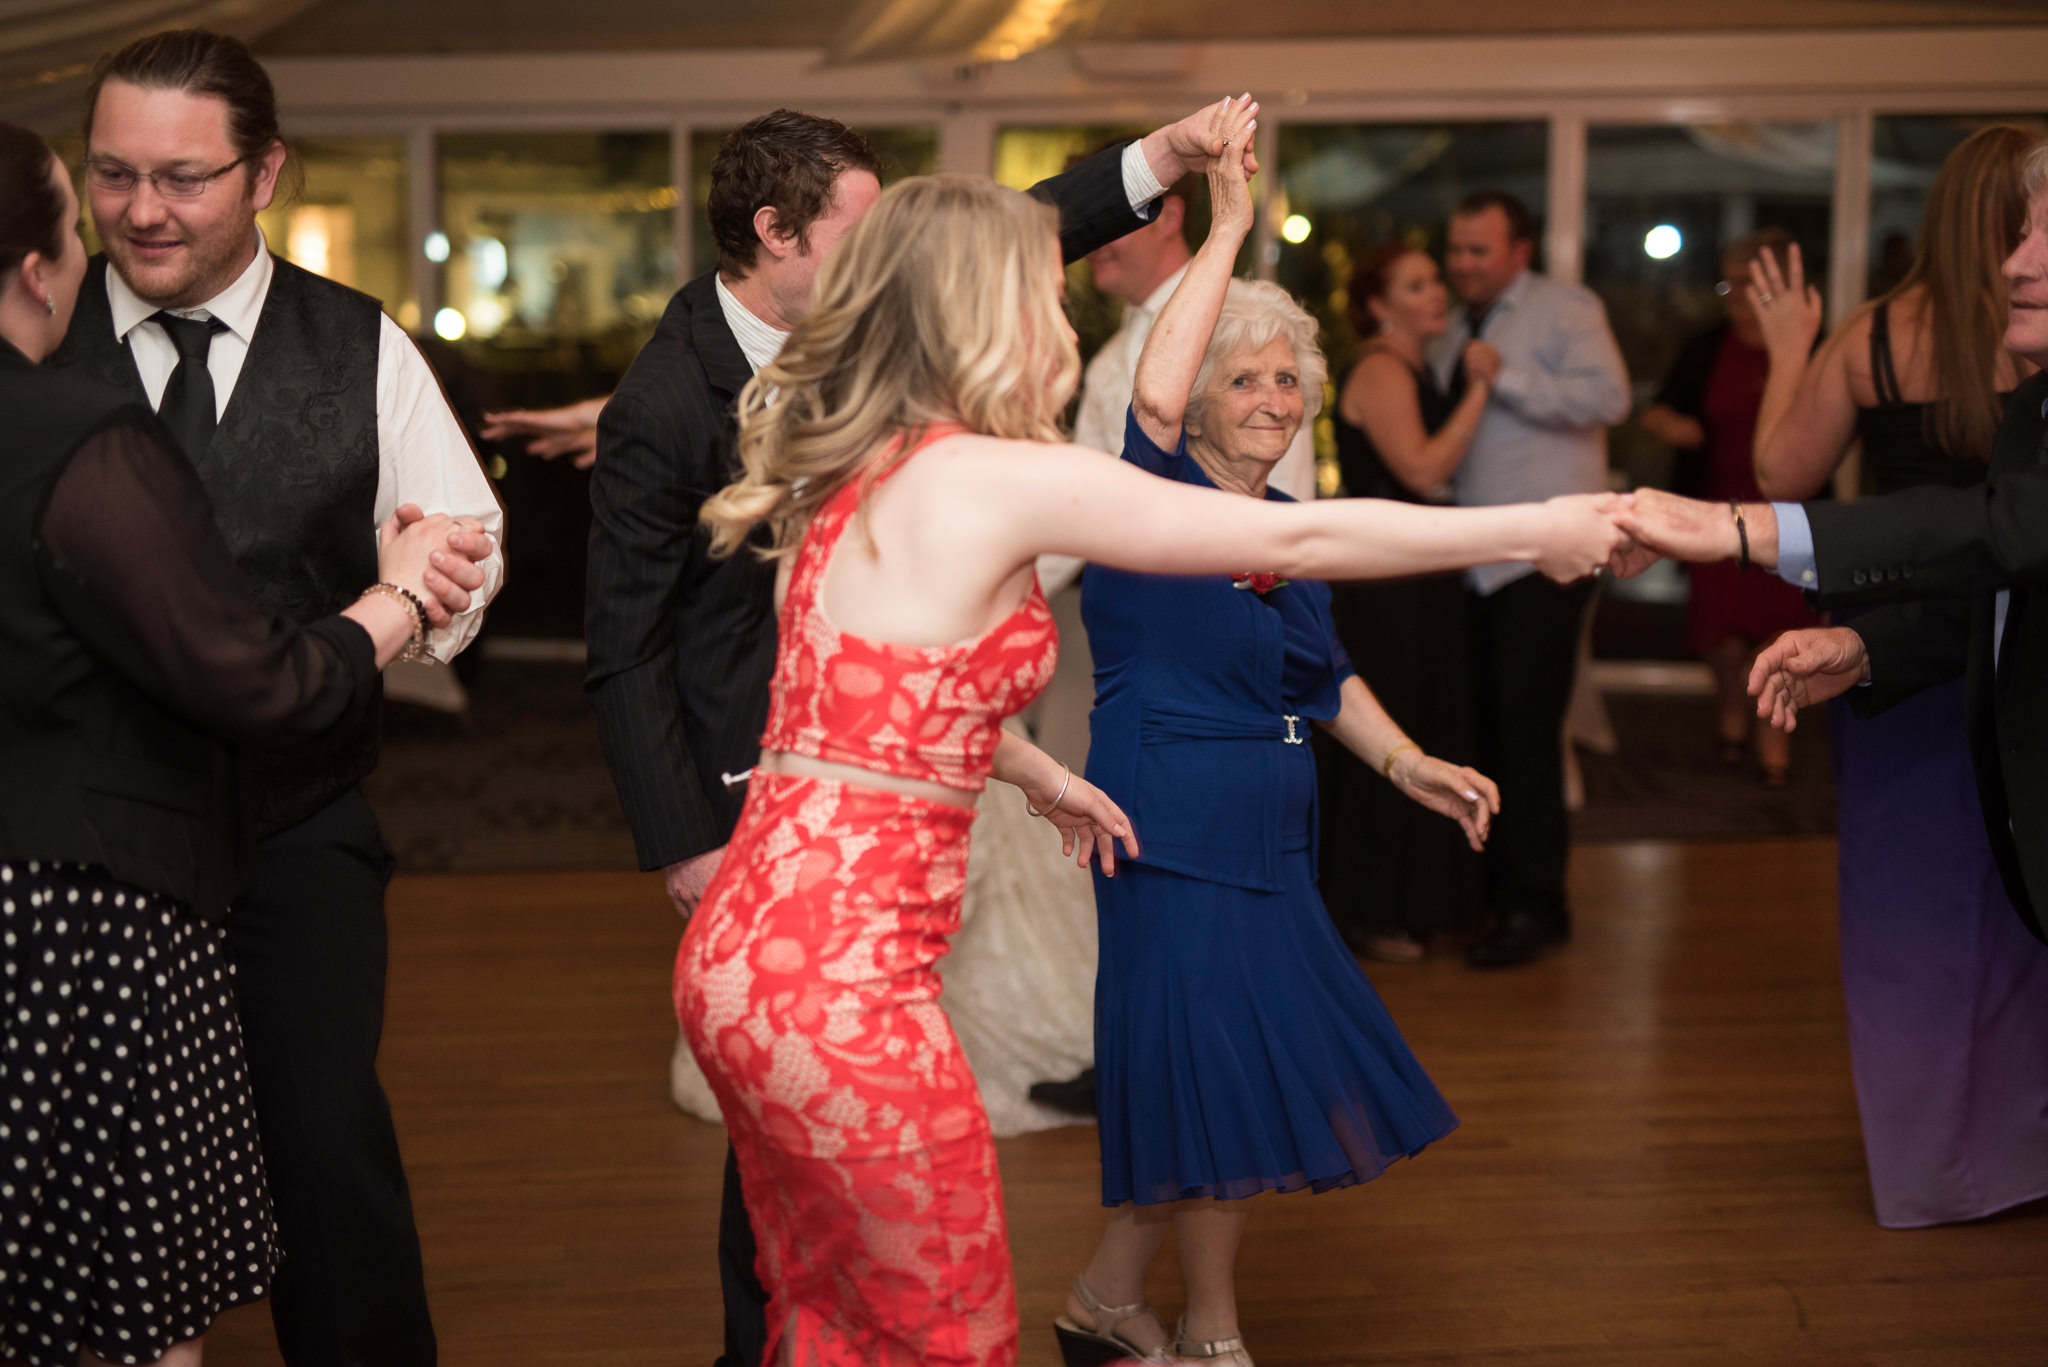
[{"xmin": 1129, "ymin": 96, "xmax": 1257, "ymax": 450}]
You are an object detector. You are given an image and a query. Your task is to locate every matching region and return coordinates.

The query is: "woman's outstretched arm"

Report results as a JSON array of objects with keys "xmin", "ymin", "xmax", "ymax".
[
  {"xmin": 1129, "ymin": 95, "xmax": 1257, "ymax": 450},
  {"xmin": 944, "ymin": 436, "xmax": 1628, "ymax": 589}
]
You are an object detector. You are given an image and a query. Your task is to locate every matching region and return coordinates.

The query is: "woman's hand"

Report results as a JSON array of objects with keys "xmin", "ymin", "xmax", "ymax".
[
  {"xmin": 1748, "ymin": 245, "xmax": 1824, "ymax": 360},
  {"xmin": 375, "ymin": 506, "xmax": 459, "ymax": 627},
  {"xmin": 1389, "ymin": 751, "xmax": 1500, "ymax": 852},
  {"xmin": 1461, "ymin": 339, "xmax": 1501, "ymax": 389},
  {"xmin": 1203, "ymin": 94, "xmax": 1259, "ymax": 243},
  {"xmin": 1022, "ymin": 770, "xmax": 1141, "ymax": 876},
  {"xmin": 1534, "ymin": 492, "xmax": 1629, "ymax": 583},
  {"xmin": 480, "ymin": 396, "xmax": 608, "ymax": 468}
]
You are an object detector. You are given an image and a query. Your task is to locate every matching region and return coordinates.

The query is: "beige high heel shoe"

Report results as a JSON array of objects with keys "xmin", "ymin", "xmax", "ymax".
[
  {"xmin": 1052, "ymin": 1275, "xmax": 1178, "ymax": 1366},
  {"xmin": 1174, "ymin": 1316, "xmax": 1255, "ymax": 1367}
]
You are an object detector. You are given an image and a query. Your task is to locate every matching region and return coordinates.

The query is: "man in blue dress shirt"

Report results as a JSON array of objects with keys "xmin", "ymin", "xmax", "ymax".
[{"xmin": 1436, "ymin": 190, "xmax": 1630, "ymax": 967}]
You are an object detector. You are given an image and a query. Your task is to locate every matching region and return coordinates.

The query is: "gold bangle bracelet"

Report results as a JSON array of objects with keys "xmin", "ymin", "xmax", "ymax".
[{"xmin": 1382, "ymin": 741, "xmax": 1420, "ymax": 779}]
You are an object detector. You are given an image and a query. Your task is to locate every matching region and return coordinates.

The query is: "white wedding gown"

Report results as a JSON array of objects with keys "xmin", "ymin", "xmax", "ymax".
[{"xmin": 670, "ymin": 712, "xmax": 1100, "ymax": 1137}]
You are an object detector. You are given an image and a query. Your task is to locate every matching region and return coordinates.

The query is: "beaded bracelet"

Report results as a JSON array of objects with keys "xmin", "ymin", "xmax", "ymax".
[{"xmin": 358, "ymin": 581, "xmax": 430, "ymax": 664}]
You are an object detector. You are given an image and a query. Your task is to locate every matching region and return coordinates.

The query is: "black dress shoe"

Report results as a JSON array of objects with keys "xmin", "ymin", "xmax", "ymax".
[
  {"xmin": 1467, "ymin": 911, "xmax": 1568, "ymax": 969},
  {"xmin": 1029, "ymin": 1068, "xmax": 1098, "ymax": 1117}
]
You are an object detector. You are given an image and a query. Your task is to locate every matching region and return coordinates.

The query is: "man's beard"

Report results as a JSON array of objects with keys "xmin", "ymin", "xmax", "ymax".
[{"xmin": 103, "ymin": 217, "xmax": 255, "ymax": 308}]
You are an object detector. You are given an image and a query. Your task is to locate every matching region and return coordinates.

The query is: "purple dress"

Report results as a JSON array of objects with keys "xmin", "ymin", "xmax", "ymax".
[{"xmin": 1828, "ymin": 304, "xmax": 2048, "ymax": 1228}]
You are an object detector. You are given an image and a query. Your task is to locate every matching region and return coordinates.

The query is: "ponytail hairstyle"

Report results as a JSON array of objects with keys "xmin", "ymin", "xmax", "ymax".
[
  {"xmin": 83, "ymin": 28, "xmax": 301, "ymax": 204},
  {"xmin": 701, "ymin": 174, "xmax": 1078, "ymax": 560},
  {"xmin": 0, "ymin": 123, "xmax": 65, "ymax": 280}
]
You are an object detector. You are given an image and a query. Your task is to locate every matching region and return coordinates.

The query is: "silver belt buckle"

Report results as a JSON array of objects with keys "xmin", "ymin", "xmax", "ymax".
[{"xmin": 1283, "ymin": 715, "xmax": 1304, "ymax": 745}]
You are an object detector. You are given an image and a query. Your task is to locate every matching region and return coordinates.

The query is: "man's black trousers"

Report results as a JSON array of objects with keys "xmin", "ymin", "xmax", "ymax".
[
  {"xmin": 228, "ymin": 788, "xmax": 437, "ymax": 1367},
  {"xmin": 1469, "ymin": 574, "xmax": 1597, "ymax": 930}
]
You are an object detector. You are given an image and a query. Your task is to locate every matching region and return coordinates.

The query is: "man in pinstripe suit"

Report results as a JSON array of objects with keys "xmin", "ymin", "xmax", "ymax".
[{"xmin": 584, "ymin": 103, "xmax": 1265, "ymax": 1366}]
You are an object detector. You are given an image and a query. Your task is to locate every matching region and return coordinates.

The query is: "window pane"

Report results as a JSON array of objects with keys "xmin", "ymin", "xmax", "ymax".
[
  {"xmin": 1274, "ymin": 120, "xmax": 1548, "ymax": 488},
  {"xmin": 1871, "ymin": 112, "xmax": 2048, "ymax": 296},
  {"xmin": 258, "ymin": 136, "xmax": 412, "ymax": 326},
  {"xmin": 436, "ymin": 130, "xmax": 676, "ymax": 366},
  {"xmin": 1585, "ymin": 120, "xmax": 1835, "ymax": 496},
  {"xmin": 434, "ymin": 131, "xmax": 677, "ymax": 637},
  {"xmin": 687, "ymin": 126, "xmax": 938, "ymax": 278}
]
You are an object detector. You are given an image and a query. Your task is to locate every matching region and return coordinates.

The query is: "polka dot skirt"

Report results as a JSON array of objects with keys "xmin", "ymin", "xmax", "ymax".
[{"xmin": 0, "ymin": 861, "xmax": 277, "ymax": 1367}]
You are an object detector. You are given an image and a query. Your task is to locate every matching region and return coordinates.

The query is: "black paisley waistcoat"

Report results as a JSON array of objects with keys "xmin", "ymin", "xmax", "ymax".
[{"xmin": 56, "ymin": 254, "xmax": 385, "ymax": 836}]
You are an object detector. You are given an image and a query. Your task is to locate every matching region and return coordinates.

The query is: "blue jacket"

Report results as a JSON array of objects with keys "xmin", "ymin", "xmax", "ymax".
[{"xmin": 1081, "ymin": 410, "xmax": 1353, "ymax": 892}]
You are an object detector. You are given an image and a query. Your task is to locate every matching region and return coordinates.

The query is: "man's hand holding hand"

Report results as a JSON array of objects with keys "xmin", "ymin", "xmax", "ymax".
[{"xmin": 1142, "ymin": 95, "xmax": 1261, "ymax": 187}]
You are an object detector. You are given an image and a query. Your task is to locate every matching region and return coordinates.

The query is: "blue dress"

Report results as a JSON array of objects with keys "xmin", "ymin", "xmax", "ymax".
[{"xmin": 1081, "ymin": 409, "xmax": 1458, "ymax": 1206}]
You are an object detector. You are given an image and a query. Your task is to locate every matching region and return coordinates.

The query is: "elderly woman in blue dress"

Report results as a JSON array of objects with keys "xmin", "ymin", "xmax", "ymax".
[{"xmin": 1055, "ymin": 125, "xmax": 1497, "ymax": 1367}]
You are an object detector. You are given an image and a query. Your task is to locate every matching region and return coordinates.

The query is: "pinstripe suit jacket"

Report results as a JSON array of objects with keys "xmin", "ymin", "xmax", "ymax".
[{"xmin": 585, "ymin": 143, "xmax": 1152, "ymax": 870}]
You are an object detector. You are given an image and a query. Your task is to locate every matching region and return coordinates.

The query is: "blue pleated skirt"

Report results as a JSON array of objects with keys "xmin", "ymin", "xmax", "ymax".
[{"xmin": 1091, "ymin": 745, "xmax": 1458, "ymax": 1206}]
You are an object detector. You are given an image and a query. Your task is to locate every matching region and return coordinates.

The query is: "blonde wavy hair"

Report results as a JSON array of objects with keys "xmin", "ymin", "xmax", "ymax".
[{"xmin": 702, "ymin": 173, "xmax": 1080, "ymax": 559}]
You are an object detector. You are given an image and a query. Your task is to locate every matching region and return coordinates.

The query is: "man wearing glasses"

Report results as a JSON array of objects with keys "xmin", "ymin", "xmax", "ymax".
[{"xmin": 55, "ymin": 29, "xmax": 502, "ymax": 1367}]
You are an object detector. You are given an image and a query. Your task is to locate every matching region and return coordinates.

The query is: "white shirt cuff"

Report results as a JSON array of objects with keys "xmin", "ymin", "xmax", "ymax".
[{"xmin": 1121, "ymin": 141, "xmax": 1167, "ymax": 219}]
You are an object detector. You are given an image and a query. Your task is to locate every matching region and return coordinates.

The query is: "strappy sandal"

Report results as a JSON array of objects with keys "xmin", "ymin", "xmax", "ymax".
[
  {"xmin": 1053, "ymin": 1274, "xmax": 1177, "ymax": 1366},
  {"xmin": 1175, "ymin": 1315, "xmax": 1255, "ymax": 1367}
]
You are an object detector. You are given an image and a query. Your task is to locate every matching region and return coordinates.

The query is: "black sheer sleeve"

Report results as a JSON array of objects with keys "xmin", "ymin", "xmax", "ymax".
[{"xmin": 34, "ymin": 411, "xmax": 379, "ymax": 744}]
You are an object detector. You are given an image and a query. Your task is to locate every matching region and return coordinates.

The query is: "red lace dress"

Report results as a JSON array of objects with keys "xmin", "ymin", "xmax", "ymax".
[{"xmin": 675, "ymin": 427, "xmax": 1058, "ymax": 1367}]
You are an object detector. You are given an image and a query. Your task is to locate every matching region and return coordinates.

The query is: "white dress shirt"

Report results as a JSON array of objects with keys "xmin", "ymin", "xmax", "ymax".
[
  {"xmin": 712, "ymin": 272, "xmax": 787, "ymax": 377},
  {"xmin": 104, "ymin": 230, "xmax": 504, "ymax": 661}
]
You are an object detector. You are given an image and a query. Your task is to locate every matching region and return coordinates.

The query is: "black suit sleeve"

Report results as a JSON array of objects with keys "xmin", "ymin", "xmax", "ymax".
[
  {"xmin": 1028, "ymin": 141, "xmax": 1149, "ymax": 265},
  {"xmin": 1805, "ymin": 383, "xmax": 2048, "ymax": 609},
  {"xmin": 1805, "ymin": 470, "xmax": 2048, "ymax": 608},
  {"xmin": 584, "ymin": 385, "xmax": 724, "ymax": 871},
  {"xmin": 1846, "ymin": 597, "xmax": 1974, "ymax": 718}
]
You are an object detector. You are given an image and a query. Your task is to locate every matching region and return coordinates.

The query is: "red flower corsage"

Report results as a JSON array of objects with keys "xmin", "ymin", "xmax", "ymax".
[{"xmin": 1231, "ymin": 572, "xmax": 1288, "ymax": 596}]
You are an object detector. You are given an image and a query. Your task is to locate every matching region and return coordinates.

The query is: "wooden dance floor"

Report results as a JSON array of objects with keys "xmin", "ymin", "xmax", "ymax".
[{"xmin": 203, "ymin": 839, "xmax": 2044, "ymax": 1365}]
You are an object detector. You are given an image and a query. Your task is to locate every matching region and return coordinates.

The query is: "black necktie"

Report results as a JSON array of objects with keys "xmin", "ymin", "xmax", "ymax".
[
  {"xmin": 1449, "ymin": 303, "xmax": 1493, "ymax": 398},
  {"xmin": 152, "ymin": 311, "xmax": 228, "ymax": 459}
]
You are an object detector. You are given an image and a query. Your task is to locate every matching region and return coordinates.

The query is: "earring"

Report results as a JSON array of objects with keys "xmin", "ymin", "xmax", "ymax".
[
  {"xmin": 1378, "ymin": 318, "xmax": 1392, "ymax": 335},
  {"xmin": 43, "ymin": 295, "xmax": 56, "ymax": 317}
]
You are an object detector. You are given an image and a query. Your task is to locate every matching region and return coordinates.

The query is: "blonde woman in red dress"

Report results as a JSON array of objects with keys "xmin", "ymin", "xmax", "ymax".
[{"xmin": 679, "ymin": 96, "xmax": 1629, "ymax": 1367}]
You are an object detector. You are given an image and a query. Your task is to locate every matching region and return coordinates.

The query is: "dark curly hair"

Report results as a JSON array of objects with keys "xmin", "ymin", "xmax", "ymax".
[{"xmin": 707, "ymin": 110, "xmax": 884, "ymax": 277}]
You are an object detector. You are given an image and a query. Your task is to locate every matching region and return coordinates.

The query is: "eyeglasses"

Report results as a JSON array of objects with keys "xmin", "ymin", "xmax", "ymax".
[{"xmin": 85, "ymin": 155, "xmax": 250, "ymax": 199}]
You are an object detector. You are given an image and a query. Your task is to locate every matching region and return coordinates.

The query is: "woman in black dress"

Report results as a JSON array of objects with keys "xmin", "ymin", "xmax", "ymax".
[
  {"xmin": 0, "ymin": 123, "xmax": 479, "ymax": 1367},
  {"xmin": 1316, "ymin": 245, "xmax": 1497, "ymax": 961}
]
